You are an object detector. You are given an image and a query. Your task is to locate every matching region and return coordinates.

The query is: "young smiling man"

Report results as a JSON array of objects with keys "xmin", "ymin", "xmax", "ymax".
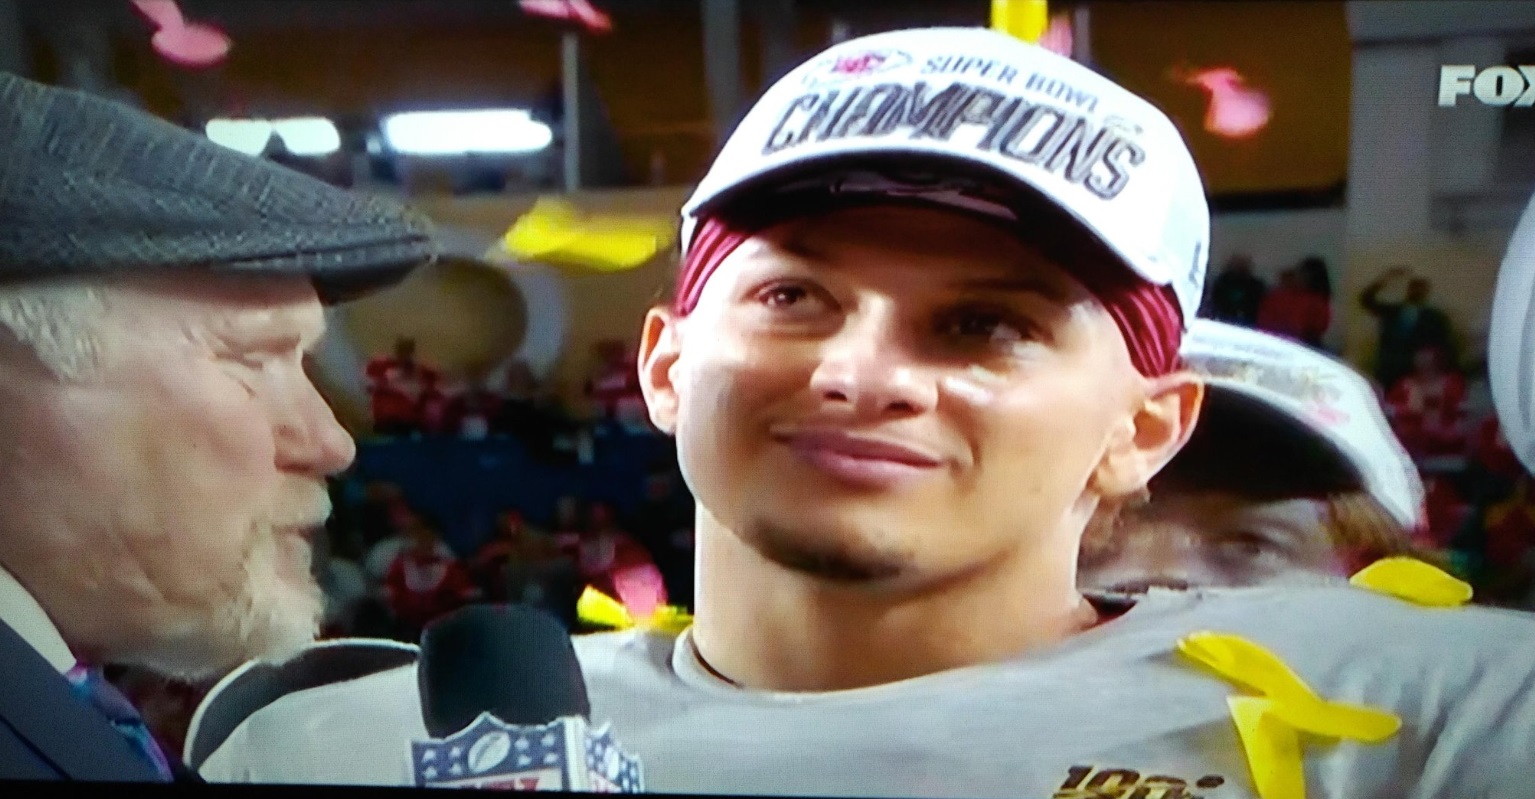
[{"xmin": 195, "ymin": 29, "xmax": 1535, "ymax": 798}]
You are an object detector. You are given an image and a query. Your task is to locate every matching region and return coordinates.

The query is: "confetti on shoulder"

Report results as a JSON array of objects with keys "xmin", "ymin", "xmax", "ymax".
[{"xmin": 1349, "ymin": 557, "xmax": 1473, "ymax": 608}]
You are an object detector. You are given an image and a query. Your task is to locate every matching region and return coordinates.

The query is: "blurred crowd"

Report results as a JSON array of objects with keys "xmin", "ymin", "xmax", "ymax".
[
  {"xmin": 319, "ymin": 473, "xmax": 695, "ymax": 645},
  {"xmin": 363, "ymin": 335, "xmax": 654, "ymax": 462}
]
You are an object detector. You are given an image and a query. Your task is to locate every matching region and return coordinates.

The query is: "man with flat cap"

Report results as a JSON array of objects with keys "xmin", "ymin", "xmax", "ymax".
[{"xmin": 0, "ymin": 73, "xmax": 436, "ymax": 781}]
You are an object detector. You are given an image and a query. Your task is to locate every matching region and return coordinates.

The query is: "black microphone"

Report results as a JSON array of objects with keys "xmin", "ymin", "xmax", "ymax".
[{"xmin": 409, "ymin": 604, "xmax": 644, "ymax": 791}]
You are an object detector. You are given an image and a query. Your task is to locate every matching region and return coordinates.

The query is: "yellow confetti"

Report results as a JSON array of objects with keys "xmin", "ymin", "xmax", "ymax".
[
  {"xmin": 1228, "ymin": 696, "xmax": 1306, "ymax": 799},
  {"xmin": 1177, "ymin": 632, "xmax": 1401, "ymax": 799},
  {"xmin": 990, "ymin": 0, "xmax": 1049, "ymax": 43},
  {"xmin": 1349, "ymin": 557, "xmax": 1473, "ymax": 608},
  {"xmin": 576, "ymin": 587, "xmax": 694, "ymax": 634},
  {"xmin": 576, "ymin": 586, "xmax": 635, "ymax": 629},
  {"xmin": 502, "ymin": 198, "xmax": 676, "ymax": 272},
  {"xmin": 642, "ymin": 605, "xmax": 695, "ymax": 636}
]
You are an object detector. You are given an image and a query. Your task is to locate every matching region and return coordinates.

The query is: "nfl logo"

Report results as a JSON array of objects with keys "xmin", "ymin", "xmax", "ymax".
[
  {"xmin": 410, "ymin": 713, "xmax": 644, "ymax": 792},
  {"xmin": 802, "ymin": 48, "xmax": 912, "ymax": 87},
  {"xmin": 833, "ymin": 52, "xmax": 888, "ymax": 76}
]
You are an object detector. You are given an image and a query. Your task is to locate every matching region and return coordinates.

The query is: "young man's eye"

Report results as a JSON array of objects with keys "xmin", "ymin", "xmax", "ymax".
[
  {"xmin": 938, "ymin": 308, "xmax": 1036, "ymax": 343},
  {"xmin": 757, "ymin": 284, "xmax": 811, "ymax": 307}
]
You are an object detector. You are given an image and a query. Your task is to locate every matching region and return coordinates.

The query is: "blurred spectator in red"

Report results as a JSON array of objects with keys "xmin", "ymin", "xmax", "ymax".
[
  {"xmin": 1297, "ymin": 256, "xmax": 1334, "ymax": 349},
  {"xmin": 1386, "ymin": 346, "xmax": 1468, "ymax": 461},
  {"xmin": 1257, "ymin": 266, "xmax": 1330, "ymax": 348},
  {"xmin": 473, "ymin": 510, "xmax": 581, "ymax": 625},
  {"xmin": 417, "ymin": 374, "xmax": 455, "ymax": 436},
  {"xmin": 471, "ymin": 510, "xmax": 551, "ymax": 598},
  {"xmin": 446, "ymin": 379, "xmax": 504, "ymax": 440},
  {"xmin": 585, "ymin": 339, "xmax": 643, "ymax": 423},
  {"xmin": 366, "ymin": 337, "xmax": 440, "ymax": 436},
  {"xmin": 627, "ymin": 470, "xmax": 696, "ymax": 610},
  {"xmin": 363, "ymin": 503, "xmax": 453, "ymax": 588},
  {"xmin": 383, "ymin": 515, "xmax": 478, "ymax": 641},
  {"xmin": 1421, "ymin": 475, "xmax": 1471, "ymax": 551},
  {"xmin": 576, "ymin": 502, "xmax": 667, "ymax": 617},
  {"xmin": 1205, "ymin": 253, "xmax": 1266, "ymax": 328}
]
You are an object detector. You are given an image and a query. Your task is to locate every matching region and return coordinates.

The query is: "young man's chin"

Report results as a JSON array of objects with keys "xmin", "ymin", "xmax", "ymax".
[{"xmin": 737, "ymin": 515, "xmax": 919, "ymax": 585}]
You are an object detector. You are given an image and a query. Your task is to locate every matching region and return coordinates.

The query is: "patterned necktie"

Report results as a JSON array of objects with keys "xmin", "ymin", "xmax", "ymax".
[{"xmin": 64, "ymin": 663, "xmax": 175, "ymax": 781}]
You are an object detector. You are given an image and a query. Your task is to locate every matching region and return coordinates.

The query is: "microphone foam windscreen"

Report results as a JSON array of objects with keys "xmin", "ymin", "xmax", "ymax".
[{"xmin": 418, "ymin": 604, "xmax": 592, "ymax": 738}]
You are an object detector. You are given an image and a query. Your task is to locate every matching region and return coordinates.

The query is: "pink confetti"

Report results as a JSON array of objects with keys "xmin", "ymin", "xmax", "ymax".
[
  {"xmin": 610, "ymin": 563, "xmax": 668, "ymax": 620},
  {"xmin": 1039, "ymin": 12, "xmax": 1073, "ymax": 59},
  {"xmin": 132, "ymin": 0, "xmax": 230, "ymax": 68},
  {"xmin": 1181, "ymin": 67, "xmax": 1271, "ymax": 139},
  {"xmin": 520, "ymin": 0, "xmax": 613, "ymax": 34}
]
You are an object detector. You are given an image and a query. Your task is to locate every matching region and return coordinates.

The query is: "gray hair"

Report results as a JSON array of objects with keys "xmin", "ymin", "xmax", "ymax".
[{"xmin": 0, "ymin": 279, "xmax": 112, "ymax": 381}]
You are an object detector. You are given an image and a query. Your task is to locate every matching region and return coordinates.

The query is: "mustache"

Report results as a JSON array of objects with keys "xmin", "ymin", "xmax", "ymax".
[{"xmin": 270, "ymin": 489, "xmax": 333, "ymax": 529}]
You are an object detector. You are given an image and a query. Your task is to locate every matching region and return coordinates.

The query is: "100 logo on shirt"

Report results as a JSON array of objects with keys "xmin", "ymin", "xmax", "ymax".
[{"xmin": 1051, "ymin": 765, "xmax": 1228, "ymax": 799}]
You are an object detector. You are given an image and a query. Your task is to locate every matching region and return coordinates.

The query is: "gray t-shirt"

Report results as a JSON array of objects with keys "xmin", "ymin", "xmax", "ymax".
[{"xmin": 197, "ymin": 585, "xmax": 1535, "ymax": 798}]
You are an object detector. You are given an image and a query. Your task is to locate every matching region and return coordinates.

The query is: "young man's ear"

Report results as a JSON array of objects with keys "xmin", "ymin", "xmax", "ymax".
[
  {"xmin": 637, "ymin": 306, "xmax": 684, "ymax": 435},
  {"xmin": 1091, "ymin": 372, "xmax": 1204, "ymax": 500}
]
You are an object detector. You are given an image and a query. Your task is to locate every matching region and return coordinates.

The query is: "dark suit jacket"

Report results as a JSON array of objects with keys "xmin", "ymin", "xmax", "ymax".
[{"xmin": 0, "ymin": 619, "xmax": 198, "ymax": 782}]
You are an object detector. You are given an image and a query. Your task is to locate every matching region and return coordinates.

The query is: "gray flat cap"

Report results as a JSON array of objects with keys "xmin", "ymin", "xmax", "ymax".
[{"xmin": 0, "ymin": 72, "xmax": 437, "ymax": 303}]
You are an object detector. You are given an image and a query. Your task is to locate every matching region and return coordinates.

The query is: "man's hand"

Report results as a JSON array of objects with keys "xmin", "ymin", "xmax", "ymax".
[{"xmin": 1361, "ymin": 266, "xmax": 1412, "ymax": 312}]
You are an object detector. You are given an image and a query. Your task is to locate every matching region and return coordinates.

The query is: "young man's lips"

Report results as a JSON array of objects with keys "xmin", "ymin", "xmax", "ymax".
[{"xmin": 775, "ymin": 429, "xmax": 943, "ymax": 485}]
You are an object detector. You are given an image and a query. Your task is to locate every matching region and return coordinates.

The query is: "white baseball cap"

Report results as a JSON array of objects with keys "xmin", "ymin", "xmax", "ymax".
[
  {"xmin": 1490, "ymin": 191, "xmax": 1535, "ymax": 475},
  {"xmin": 681, "ymin": 27, "xmax": 1211, "ymax": 324},
  {"xmin": 1180, "ymin": 319, "xmax": 1425, "ymax": 530}
]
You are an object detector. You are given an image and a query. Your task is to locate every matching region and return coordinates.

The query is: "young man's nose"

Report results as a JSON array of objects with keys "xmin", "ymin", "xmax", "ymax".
[{"xmin": 807, "ymin": 309, "xmax": 939, "ymax": 418}]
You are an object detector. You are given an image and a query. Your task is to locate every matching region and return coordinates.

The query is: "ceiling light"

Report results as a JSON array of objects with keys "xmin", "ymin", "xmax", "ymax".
[
  {"xmin": 272, "ymin": 117, "xmax": 342, "ymax": 156},
  {"xmin": 204, "ymin": 116, "xmax": 341, "ymax": 156},
  {"xmin": 204, "ymin": 118, "xmax": 273, "ymax": 156},
  {"xmin": 381, "ymin": 110, "xmax": 554, "ymax": 156}
]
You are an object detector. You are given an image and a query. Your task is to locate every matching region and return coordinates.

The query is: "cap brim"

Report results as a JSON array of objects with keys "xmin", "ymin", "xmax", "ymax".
[
  {"xmin": 213, "ymin": 241, "xmax": 436, "ymax": 305},
  {"xmin": 687, "ymin": 149, "xmax": 1154, "ymax": 290},
  {"xmin": 1175, "ymin": 382, "xmax": 1366, "ymax": 498}
]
